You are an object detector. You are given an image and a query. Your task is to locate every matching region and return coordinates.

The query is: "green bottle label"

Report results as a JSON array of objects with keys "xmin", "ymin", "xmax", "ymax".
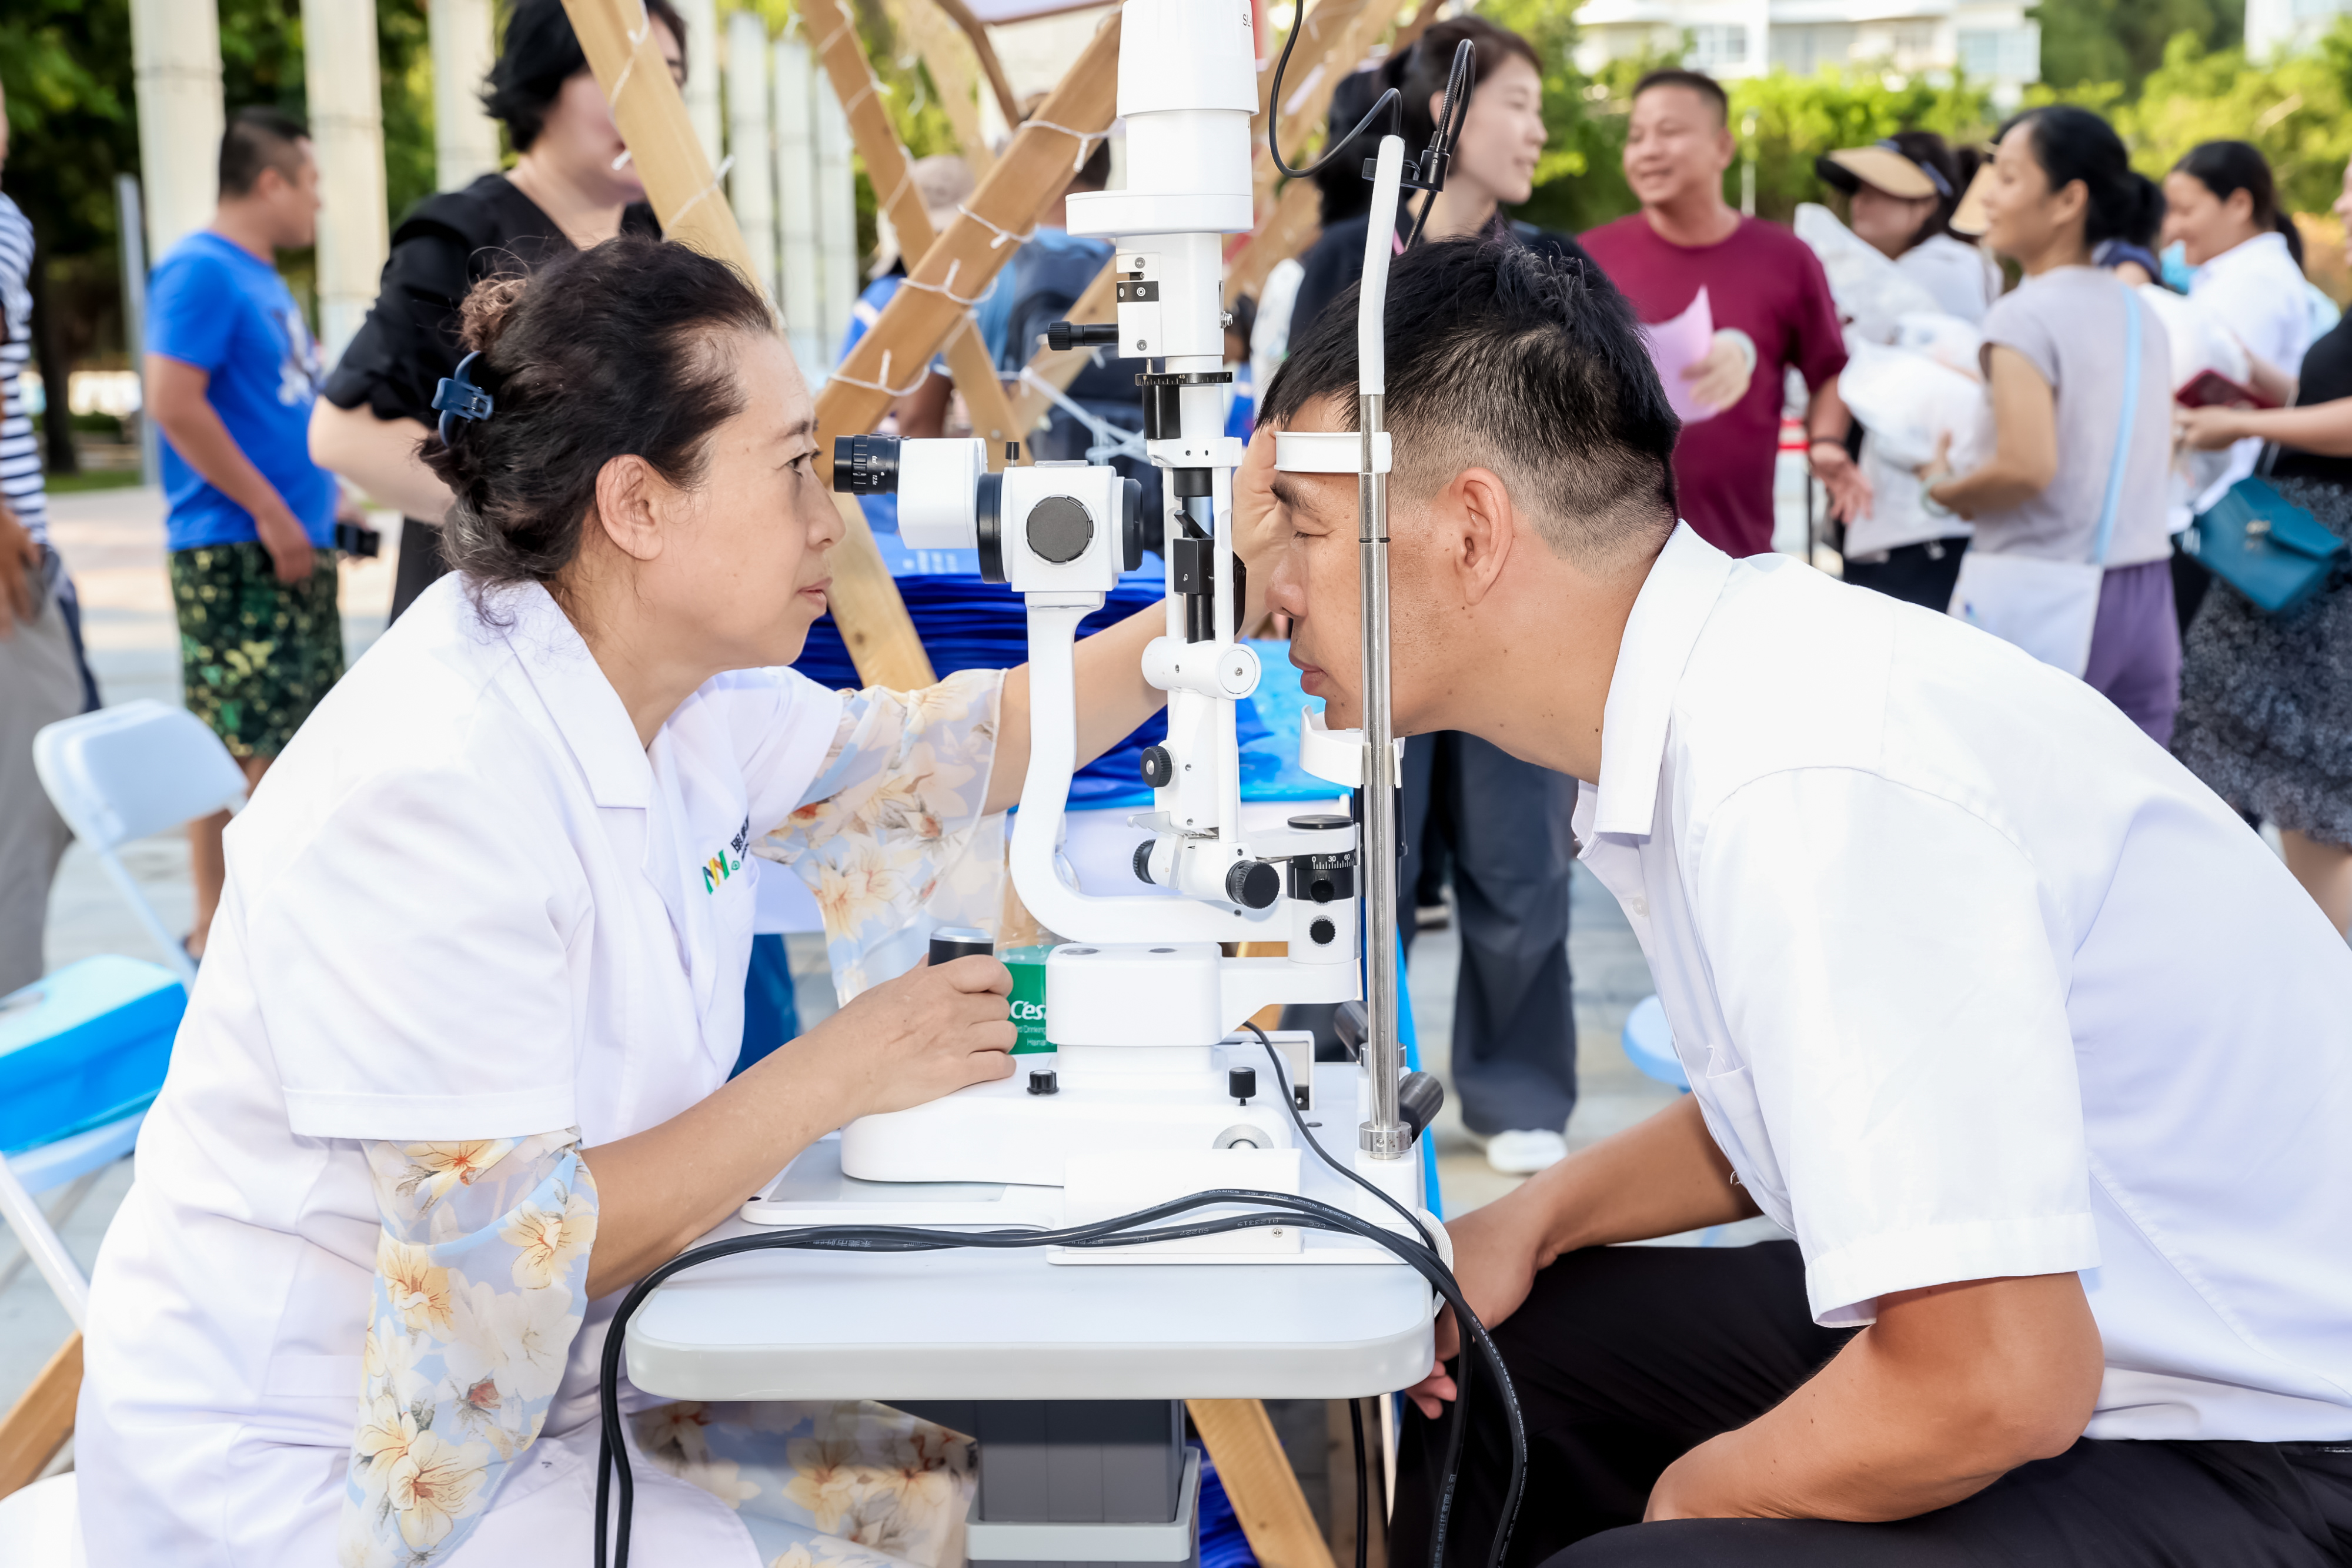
[{"xmin": 1003, "ymin": 944, "xmax": 1055, "ymax": 1054}]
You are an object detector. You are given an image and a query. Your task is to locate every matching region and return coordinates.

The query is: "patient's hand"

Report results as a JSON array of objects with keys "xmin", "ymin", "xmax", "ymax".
[{"xmin": 1404, "ymin": 1195, "xmax": 1547, "ymax": 1417}]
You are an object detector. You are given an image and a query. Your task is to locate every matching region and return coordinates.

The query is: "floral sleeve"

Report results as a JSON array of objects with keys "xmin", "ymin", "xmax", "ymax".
[
  {"xmin": 338, "ymin": 1134, "xmax": 600, "ymax": 1566},
  {"xmin": 756, "ymin": 667, "xmax": 1005, "ymax": 1001}
]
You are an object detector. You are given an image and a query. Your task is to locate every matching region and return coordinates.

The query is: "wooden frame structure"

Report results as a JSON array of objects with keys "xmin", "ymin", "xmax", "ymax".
[{"xmin": 802, "ymin": 0, "xmax": 1028, "ymax": 467}]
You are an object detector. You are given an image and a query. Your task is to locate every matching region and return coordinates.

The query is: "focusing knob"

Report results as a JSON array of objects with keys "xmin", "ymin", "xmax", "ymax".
[
  {"xmin": 1225, "ymin": 860, "xmax": 1281, "ymax": 910},
  {"xmin": 1047, "ymin": 321, "xmax": 1121, "ymax": 351},
  {"xmin": 1026, "ymin": 494, "xmax": 1095, "ymax": 564},
  {"xmin": 832, "ymin": 433, "xmax": 901, "ymax": 494},
  {"xmin": 1140, "ymin": 745, "xmax": 1175, "ymax": 788},
  {"xmin": 1131, "ymin": 840, "xmax": 1156, "ymax": 884}
]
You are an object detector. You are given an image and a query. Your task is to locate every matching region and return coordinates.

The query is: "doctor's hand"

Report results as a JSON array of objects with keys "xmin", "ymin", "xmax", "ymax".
[
  {"xmin": 816, "ymin": 954, "xmax": 1017, "ymax": 1119},
  {"xmin": 1231, "ymin": 423, "xmax": 1281, "ymax": 572},
  {"xmin": 1402, "ymin": 1194, "xmax": 1551, "ymax": 1417}
]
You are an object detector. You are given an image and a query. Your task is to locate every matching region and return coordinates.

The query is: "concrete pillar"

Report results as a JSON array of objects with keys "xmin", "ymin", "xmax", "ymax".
[
  {"xmin": 302, "ymin": 0, "xmax": 390, "ymax": 364},
  {"xmin": 129, "ymin": 0, "xmax": 225, "ymax": 265},
  {"xmin": 813, "ymin": 73, "xmax": 858, "ymax": 365},
  {"xmin": 430, "ymin": 0, "xmax": 502, "ymax": 190},
  {"xmin": 677, "ymin": 0, "xmax": 726, "ymax": 166},
  {"xmin": 726, "ymin": 11, "xmax": 779, "ymax": 304},
  {"xmin": 773, "ymin": 37, "xmax": 827, "ymax": 375}
]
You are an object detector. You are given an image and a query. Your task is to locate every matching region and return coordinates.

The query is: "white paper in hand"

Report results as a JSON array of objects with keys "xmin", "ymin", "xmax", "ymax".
[{"xmin": 1641, "ymin": 286, "xmax": 1720, "ymax": 424}]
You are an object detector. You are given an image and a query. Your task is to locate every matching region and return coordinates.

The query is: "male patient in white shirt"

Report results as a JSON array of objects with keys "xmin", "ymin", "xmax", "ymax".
[{"xmin": 1238, "ymin": 236, "xmax": 2352, "ymax": 1567}]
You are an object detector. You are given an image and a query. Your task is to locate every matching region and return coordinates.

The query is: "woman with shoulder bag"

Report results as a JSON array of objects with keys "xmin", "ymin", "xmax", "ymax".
[
  {"xmin": 2169, "ymin": 153, "xmax": 2352, "ymax": 938},
  {"xmin": 1920, "ymin": 106, "xmax": 2181, "ymax": 743}
]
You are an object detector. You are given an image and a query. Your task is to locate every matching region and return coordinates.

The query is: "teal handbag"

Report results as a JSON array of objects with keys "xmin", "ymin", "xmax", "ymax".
[{"xmin": 2184, "ymin": 477, "xmax": 2350, "ymax": 614}]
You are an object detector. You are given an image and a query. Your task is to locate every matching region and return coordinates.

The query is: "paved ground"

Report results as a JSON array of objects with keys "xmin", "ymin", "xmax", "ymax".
[{"xmin": 4, "ymin": 484, "xmax": 1723, "ymax": 1419}]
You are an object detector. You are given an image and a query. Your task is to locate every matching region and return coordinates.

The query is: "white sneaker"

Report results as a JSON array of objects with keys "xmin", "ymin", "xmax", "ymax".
[{"xmin": 1485, "ymin": 1128, "xmax": 1569, "ymax": 1175}]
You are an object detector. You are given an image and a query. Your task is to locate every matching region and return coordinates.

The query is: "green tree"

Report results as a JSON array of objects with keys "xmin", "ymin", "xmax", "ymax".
[
  {"xmin": 1725, "ymin": 67, "xmax": 1994, "ymax": 223},
  {"xmin": 2112, "ymin": 25, "xmax": 2352, "ymax": 210},
  {"xmin": 2033, "ymin": 0, "xmax": 2244, "ymax": 92}
]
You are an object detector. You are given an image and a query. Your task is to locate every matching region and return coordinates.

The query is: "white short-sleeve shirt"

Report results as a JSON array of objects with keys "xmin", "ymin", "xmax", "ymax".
[
  {"xmin": 76, "ymin": 574, "xmax": 843, "ymax": 1564},
  {"xmin": 2189, "ymin": 230, "xmax": 2314, "ymax": 510},
  {"xmin": 1575, "ymin": 524, "xmax": 2352, "ymax": 1443}
]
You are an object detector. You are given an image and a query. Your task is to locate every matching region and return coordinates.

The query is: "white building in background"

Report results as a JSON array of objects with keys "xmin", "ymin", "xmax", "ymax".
[
  {"xmin": 1572, "ymin": 0, "xmax": 2042, "ymax": 106},
  {"xmin": 2244, "ymin": 0, "xmax": 2348, "ymax": 61}
]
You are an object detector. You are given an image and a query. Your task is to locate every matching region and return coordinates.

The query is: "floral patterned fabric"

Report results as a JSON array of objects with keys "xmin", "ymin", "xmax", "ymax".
[
  {"xmin": 758, "ymin": 667, "xmax": 1007, "ymax": 1001},
  {"xmin": 335, "ymin": 670, "xmax": 1006, "ymax": 1567},
  {"xmin": 634, "ymin": 1399, "xmax": 975, "ymax": 1568},
  {"xmin": 339, "ymin": 1135, "xmax": 599, "ymax": 1565}
]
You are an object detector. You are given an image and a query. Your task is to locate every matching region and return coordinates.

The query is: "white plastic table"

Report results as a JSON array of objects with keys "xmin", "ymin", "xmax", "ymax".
[{"xmin": 623, "ymin": 1066, "xmax": 1438, "ymax": 1403}]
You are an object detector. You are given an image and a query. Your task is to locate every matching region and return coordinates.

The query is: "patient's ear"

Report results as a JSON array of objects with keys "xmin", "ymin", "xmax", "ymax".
[{"xmin": 1451, "ymin": 467, "xmax": 1517, "ymax": 607}]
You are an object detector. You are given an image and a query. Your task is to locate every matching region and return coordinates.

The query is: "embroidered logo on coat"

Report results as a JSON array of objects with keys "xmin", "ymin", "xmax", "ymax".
[{"xmin": 703, "ymin": 817, "xmax": 753, "ymax": 894}]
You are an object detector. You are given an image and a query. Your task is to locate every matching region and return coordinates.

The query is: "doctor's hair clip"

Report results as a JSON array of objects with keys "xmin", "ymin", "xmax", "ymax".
[{"xmin": 432, "ymin": 351, "xmax": 496, "ymax": 446}]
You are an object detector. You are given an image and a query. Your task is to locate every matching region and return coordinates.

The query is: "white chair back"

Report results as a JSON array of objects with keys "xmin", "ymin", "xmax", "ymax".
[
  {"xmin": 32, "ymin": 701, "xmax": 246, "ymax": 851},
  {"xmin": 31, "ymin": 702, "xmax": 247, "ymax": 986}
]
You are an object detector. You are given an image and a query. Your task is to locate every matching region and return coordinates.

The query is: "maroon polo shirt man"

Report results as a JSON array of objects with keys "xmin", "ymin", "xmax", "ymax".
[{"xmin": 1581, "ymin": 69, "xmax": 1866, "ymax": 556}]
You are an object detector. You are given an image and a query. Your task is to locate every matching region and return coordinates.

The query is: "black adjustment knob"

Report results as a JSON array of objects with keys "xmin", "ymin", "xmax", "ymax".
[
  {"xmin": 1139, "ymin": 745, "xmax": 1175, "ymax": 788},
  {"xmin": 1026, "ymin": 494, "xmax": 1095, "ymax": 564},
  {"xmin": 1132, "ymin": 840, "xmax": 1156, "ymax": 884},
  {"xmin": 927, "ymin": 926, "xmax": 994, "ymax": 967},
  {"xmin": 1398, "ymin": 1070, "xmax": 1446, "ymax": 1137},
  {"xmin": 1309, "ymin": 917, "xmax": 1337, "ymax": 945},
  {"xmin": 1228, "ymin": 1066, "xmax": 1257, "ymax": 1105},
  {"xmin": 1288, "ymin": 813, "xmax": 1352, "ymax": 831},
  {"xmin": 1046, "ymin": 320, "xmax": 1120, "ymax": 351},
  {"xmin": 1225, "ymin": 860, "xmax": 1281, "ymax": 910},
  {"xmin": 1028, "ymin": 1068, "xmax": 1059, "ymax": 1096},
  {"xmin": 832, "ymin": 433, "xmax": 901, "ymax": 494}
]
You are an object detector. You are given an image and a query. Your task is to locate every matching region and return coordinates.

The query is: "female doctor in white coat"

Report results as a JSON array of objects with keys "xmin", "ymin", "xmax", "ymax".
[{"xmin": 75, "ymin": 237, "xmax": 1175, "ymax": 1567}]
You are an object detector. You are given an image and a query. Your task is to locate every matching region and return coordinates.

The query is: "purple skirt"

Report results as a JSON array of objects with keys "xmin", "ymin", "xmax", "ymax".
[{"xmin": 2084, "ymin": 557, "xmax": 2182, "ymax": 745}]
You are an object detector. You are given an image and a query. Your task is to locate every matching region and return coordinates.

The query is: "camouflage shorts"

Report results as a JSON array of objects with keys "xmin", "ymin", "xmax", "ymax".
[{"xmin": 168, "ymin": 540, "xmax": 345, "ymax": 759}]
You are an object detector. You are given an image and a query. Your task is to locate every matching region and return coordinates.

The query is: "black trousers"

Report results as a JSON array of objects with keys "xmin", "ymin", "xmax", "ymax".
[
  {"xmin": 1398, "ymin": 732, "xmax": 1579, "ymax": 1136},
  {"xmin": 389, "ymin": 514, "xmax": 452, "ymax": 623},
  {"xmin": 1393, "ymin": 1242, "xmax": 2352, "ymax": 1567},
  {"xmin": 1841, "ymin": 537, "xmax": 1966, "ymax": 611}
]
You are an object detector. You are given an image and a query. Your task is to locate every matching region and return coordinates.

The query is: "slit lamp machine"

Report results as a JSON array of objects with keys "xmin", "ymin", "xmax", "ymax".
[{"xmin": 803, "ymin": 0, "xmax": 1468, "ymax": 1261}]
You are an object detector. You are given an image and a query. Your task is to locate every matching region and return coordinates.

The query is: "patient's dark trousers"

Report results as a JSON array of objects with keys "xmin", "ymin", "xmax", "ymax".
[{"xmin": 1392, "ymin": 1241, "xmax": 2352, "ymax": 1567}]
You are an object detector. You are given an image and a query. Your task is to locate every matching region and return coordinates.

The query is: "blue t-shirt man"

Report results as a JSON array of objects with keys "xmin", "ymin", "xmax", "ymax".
[{"xmin": 146, "ymin": 230, "xmax": 336, "ymax": 551}]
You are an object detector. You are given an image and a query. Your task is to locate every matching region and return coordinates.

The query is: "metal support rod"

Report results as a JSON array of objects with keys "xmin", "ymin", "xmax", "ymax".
[{"xmin": 1358, "ymin": 389, "xmax": 1407, "ymax": 1159}]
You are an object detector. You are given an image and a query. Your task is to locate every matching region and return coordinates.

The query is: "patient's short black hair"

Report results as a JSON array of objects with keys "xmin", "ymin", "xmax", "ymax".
[{"xmin": 1262, "ymin": 238, "xmax": 1680, "ymax": 570}]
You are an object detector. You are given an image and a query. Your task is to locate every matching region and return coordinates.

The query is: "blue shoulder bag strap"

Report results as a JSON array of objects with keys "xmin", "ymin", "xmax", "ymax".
[{"xmin": 2091, "ymin": 286, "xmax": 2144, "ymax": 567}]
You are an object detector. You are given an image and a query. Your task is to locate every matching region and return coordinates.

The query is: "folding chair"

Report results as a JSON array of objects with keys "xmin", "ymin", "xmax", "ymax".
[
  {"xmin": 0, "ymin": 956, "xmax": 186, "ymax": 1514},
  {"xmin": 0, "ymin": 700, "xmax": 232, "ymax": 1528},
  {"xmin": 32, "ymin": 700, "xmax": 249, "ymax": 989}
]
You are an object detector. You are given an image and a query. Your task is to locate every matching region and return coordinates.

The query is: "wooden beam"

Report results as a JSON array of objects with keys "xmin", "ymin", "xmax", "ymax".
[
  {"xmin": 804, "ymin": 0, "xmax": 1026, "ymax": 471},
  {"xmin": 897, "ymin": 0, "xmax": 995, "ymax": 178},
  {"xmin": 1189, "ymin": 1398, "xmax": 1341, "ymax": 1568},
  {"xmin": 933, "ymin": 0, "xmax": 1024, "ymax": 128},
  {"xmin": 1226, "ymin": 176, "xmax": 1321, "ymax": 307},
  {"xmin": 816, "ymin": 15, "xmax": 1122, "ymax": 484},
  {"xmin": 0, "ymin": 1333, "xmax": 81, "ymax": 1501},
  {"xmin": 560, "ymin": 0, "xmax": 932, "ymax": 689}
]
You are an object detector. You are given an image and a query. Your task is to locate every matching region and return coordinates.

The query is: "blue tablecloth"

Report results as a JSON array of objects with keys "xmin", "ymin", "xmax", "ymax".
[{"xmin": 794, "ymin": 566, "xmax": 1333, "ymax": 808}]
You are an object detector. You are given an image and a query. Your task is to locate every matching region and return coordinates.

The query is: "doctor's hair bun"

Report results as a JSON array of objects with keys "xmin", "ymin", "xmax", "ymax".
[
  {"xmin": 455, "ymin": 275, "xmax": 530, "ymax": 355},
  {"xmin": 420, "ymin": 235, "xmax": 774, "ymax": 599}
]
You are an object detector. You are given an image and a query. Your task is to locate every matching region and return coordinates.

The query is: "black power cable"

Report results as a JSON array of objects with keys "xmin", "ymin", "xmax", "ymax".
[
  {"xmin": 591, "ymin": 1189, "xmax": 1525, "ymax": 1568},
  {"xmin": 1265, "ymin": 1, "xmax": 1402, "ymax": 182},
  {"xmin": 1400, "ymin": 41, "xmax": 1476, "ymax": 250}
]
